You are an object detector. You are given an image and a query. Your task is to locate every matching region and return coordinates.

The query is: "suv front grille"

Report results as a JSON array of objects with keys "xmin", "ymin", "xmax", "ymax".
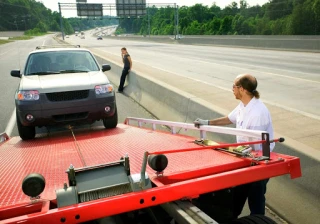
[
  {"xmin": 53, "ymin": 112, "xmax": 88, "ymax": 122},
  {"xmin": 46, "ymin": 90, "xmax": 89, "ymax": 102}
]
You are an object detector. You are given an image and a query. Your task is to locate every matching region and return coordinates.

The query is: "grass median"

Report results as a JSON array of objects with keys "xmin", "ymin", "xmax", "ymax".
[
  {"xmin": 0, "ymin": 32, "xmax": 49, "ymax": 45},
  {"xmin": 0, "ymin": 39, "xmax": 11, "ymax": 45},
  {"xmin": 9, "ymin": 36, "xmax": 33, "ymax": 40}
]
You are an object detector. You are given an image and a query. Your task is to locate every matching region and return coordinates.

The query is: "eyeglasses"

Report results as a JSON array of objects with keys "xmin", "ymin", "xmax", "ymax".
[{"xmin": 233, "ymin": 84, "xmax": 241, "ymax": 89}]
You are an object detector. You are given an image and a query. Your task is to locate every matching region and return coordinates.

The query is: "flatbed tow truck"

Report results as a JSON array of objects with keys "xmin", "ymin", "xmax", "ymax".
[{"xmin": 0, "ymin": 118, "xmax": 301, "ymax": 224}]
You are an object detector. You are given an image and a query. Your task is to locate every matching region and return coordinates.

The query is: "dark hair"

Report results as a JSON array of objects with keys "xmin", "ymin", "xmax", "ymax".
[
  {"xmin": 236, "ymin": 74, "xmax": 260, "ymax": 98},
  {"xmin": 121, "ymin": 47, "xmax": 127, "ymax": 51}
]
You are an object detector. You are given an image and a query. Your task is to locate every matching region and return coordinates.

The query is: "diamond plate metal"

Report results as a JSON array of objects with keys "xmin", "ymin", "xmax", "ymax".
[{"xmin": 0, "ymin": 124, "xmax": 245, "ymax": 209}]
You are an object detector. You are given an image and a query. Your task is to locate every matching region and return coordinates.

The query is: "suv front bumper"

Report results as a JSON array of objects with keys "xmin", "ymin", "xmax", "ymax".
[{"xmin": 16, "ymin": 91, "xmax": 116, "ymax": 127}]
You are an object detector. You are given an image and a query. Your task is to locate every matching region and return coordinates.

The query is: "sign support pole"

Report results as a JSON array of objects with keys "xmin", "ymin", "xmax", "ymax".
[
  {"xmin": 148, "ymin": 4, "xmax": 150, "ymax": 38},
  {"xmin": 59, "ymin": 3, "xmax": 64, "ymax": 40}
]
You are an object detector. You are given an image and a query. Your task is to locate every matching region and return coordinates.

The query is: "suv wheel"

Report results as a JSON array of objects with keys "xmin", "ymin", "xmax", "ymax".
[
  {"xmin": 103, "ymin": 106, "xmax": 118, "ymax": 129},
  {"xmin": 16, "ymin": 112, "xmax": 36, "ymax": 140}
]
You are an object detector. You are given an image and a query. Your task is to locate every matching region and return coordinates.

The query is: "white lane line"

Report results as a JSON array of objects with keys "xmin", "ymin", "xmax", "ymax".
[
  {"xmin": 190, "ymin": 57, "xmax": 320, "ymax": 84},
  {"xmin": 148, "ymin": 64, "xmax": 320, "ymax": 120},
  {"xmin": 102, "ymin": 49, "xmax": 319, "ymax": 84},
  {"xmin": 0, "ymin": 49, "xmax": 11, "ymax": 56},
  {"xmin": 5, "ymin": 108, "xmax": 16, "ymax": 137},
  {"xmin": 42, "ymin": 40, "xmax": 46, "ymax": 46},
  {"xmin": 133, "ymin": 48, "xmax": 319, "ymax": 84},
  {"xmin": 93, "ymin": 48, "xmax": 320, "ymax": 121}
]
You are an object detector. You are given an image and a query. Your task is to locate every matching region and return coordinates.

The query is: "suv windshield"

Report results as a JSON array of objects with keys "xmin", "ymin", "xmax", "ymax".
[{"xmin": 25, "ymin": 50, "xmax": 100, "ymax": 76}]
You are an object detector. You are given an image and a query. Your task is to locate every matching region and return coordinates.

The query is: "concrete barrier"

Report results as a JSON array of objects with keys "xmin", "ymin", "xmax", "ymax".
[
  {"xmin": 108, "ymin": 35, "xmax": 320, "ymax": 52},
  {"xmin": 93, "ymin": 53, "xmax": 320, "ymax": 224}
]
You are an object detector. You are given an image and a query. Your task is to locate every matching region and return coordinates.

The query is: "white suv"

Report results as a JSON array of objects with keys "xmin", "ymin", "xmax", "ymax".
[{"xmin": 11, "ymin": 46, "xmax": 117, "ymax": 140}]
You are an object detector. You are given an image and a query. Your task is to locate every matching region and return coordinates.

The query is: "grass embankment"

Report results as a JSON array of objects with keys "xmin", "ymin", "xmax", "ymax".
[
  {"xmin": 0, "ymin": 32, "xmax": 48, "ymax": 45},
  {"xmin": 0, "ymin": 39, "xmax": 11, "ymax": 45},
  {"xmin": 9, "ymin": 36, "xmax": 33, "ymax": 40}
]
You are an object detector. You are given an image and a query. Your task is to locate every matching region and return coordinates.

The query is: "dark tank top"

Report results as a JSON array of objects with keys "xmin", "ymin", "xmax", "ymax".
[{"xmin": 123, "ymin": 54, "xmax": 130, "ymax": 68}]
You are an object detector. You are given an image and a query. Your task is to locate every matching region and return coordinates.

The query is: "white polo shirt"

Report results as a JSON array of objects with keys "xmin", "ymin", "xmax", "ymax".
[{"xmin": 228, "ymin": 97, "xmax": 275, "ymax": 151}]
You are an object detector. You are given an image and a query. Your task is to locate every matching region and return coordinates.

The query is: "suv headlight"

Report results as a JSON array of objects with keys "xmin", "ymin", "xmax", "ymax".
[
  {"xmin": 17, "ymin": 90, "xmax": 40, "ymax": 101},
  {"xmin": 95, "ymin": 84, "xmax": 113, "ymax": 95}
]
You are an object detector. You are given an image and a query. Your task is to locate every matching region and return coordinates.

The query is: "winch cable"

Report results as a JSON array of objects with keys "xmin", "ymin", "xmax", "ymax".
[{"xmin": 68, "ymin": 125, "xmax": 87, "ymax": 167}]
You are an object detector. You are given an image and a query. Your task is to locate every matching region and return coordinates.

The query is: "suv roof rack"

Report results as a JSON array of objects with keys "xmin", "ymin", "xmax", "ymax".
[{"xmin": 35, "ymin": 45, "xmax": 81, "ymax": 50}]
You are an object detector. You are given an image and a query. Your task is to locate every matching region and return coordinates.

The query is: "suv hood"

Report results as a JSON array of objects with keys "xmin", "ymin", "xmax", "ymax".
[{"xmin": 19, "ymin": 71, "xmax": 110, "ymax": 93}]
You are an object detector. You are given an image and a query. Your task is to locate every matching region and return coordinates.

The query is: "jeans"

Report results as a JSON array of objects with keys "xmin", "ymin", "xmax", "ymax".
[
  {"xmin": 118, "ymin": 67, "xmax": 130, "ymax": 91},
  {"xmin": 233, "ymin": 179, "xmax": 269, "ymax": 219},
  {"xmin": 248, "ymin": 179, "xmax": 269, "ymax": 215}
]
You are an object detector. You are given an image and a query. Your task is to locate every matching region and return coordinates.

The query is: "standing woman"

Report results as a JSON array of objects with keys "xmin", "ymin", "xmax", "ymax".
[{"xmin": 118, "ymin": 47, "xmax": 132, "ymax": 93}]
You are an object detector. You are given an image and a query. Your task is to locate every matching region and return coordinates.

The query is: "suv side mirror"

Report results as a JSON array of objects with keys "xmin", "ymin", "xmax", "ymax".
[
  {"xmin": 11, "ymin": 70, "xmax": 21, "ymax": 78},
  {"xmin": 102, "ymin": 64, "xmax": 111, "ymax": 72}
]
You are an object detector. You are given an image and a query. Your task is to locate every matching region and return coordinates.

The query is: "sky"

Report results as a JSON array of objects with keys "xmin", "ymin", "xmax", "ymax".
[{"xmin": 37, "ymin": 0, "xmax": 269, "ymax": 17}]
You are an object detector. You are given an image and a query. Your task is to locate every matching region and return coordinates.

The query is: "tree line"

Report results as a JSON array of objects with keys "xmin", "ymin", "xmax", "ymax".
[
  {"xmin": 1, "ymin": 0, "xmax": 318, "ymax": 36},
  {"xmin": 0, "ymin": 0, "xmax": 117, "ymax": 35},
  {"xmin": 118, "ymin": 0, "xmax": 320, "ymax": 35}
]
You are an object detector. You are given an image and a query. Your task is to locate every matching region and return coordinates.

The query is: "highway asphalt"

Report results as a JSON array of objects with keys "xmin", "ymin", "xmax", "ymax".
[{"xmin": 70, "ymin": 30, "xmax": 320, "ymax": 118}]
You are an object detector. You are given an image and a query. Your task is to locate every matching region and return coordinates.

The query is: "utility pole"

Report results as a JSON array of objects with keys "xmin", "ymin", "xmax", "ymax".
[
  {"xmin": 176, "ymin": 5, "xmax": 179, "ymax": 38},
  {"xmin": 174, "ymin": 3, "xmax": 176, "ymax": 39},
  {"xmin": 173, "ymin": 4, "xmax": 179, "ymax": 39},
  {"xmin": 13, "ymin": 15, "xmax": 18, "ymax": 31},
  {"xmin": 22, "ymin": 15, "xmax": 27, "ymax": 30},
  {"xmin": 147, "ymin": 4, "xmax": 150, "ymax": 38},
  {"xmin": 59, "ymin": 3, "xmax": 64, "ymax": 40}
]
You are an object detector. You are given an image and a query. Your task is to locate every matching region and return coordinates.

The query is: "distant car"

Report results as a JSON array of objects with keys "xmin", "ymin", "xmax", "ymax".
[
  {"xmin": 11, "ymin": 46, "xmax": 117, "ymax": 140},
  {"xmin": 97, "ymin": 36, "xmax": 102, "ymax": 40},
  {"xmin": 65, "ymin": 35, "xmax": 69, "ymax": 38}
]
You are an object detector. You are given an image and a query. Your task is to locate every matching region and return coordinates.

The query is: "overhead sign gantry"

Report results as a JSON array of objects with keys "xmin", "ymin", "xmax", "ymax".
[
  {"xmin": 116, "ymin": 0, "xmax": 146, "ymax": 17},
  {"xmin": 58, "ymin": 1, "xmax": 179, "ymax": 39}
]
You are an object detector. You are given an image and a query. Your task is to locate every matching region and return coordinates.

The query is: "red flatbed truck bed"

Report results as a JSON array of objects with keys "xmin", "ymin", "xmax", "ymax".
[{"xmin": 0, "ymin": 118, "xmax": 301, "ymax": 224}]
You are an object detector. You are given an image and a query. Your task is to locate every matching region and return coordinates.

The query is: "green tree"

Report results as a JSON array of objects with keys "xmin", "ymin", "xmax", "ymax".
[
  {"xmin": 209, "ymin": 18, "xmax": 222, "ymax": 34},
  {"xmin": 185, "ymin": 20, "xmax": 201, "ymax": 34},
  {"xmin": 223, "ymin": 2, "xmax": 239, "ymax": 16},
  {"xmin": 111, "ymin": 0, "xmax": 319, "ymax": 35},
  {"xmin": 312, "ymin": 0, "xmax": 320, "ymax": 33},
  {"xmin": 220, "ymin": 16, "xmax": 234, "ymax": 34},
  {"xmin": 266, "ymin": 0, "xmax": 294, "ymax": 20},
  {"xmin": 290, "ymin": 1, "xmax": 317, "ymax": 34},
  {"xmin": 35, "ymin": 21, "xmax": 47, "ymax": 32},
  {"xmin": 210, "ymin": 3, "xmax": 221, "ymax": 17}
]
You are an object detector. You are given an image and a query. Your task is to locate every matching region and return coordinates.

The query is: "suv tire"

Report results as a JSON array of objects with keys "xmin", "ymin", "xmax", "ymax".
[{"xmin": 103, "ymin": 106, "xmax": 118, "ymax": 129}]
